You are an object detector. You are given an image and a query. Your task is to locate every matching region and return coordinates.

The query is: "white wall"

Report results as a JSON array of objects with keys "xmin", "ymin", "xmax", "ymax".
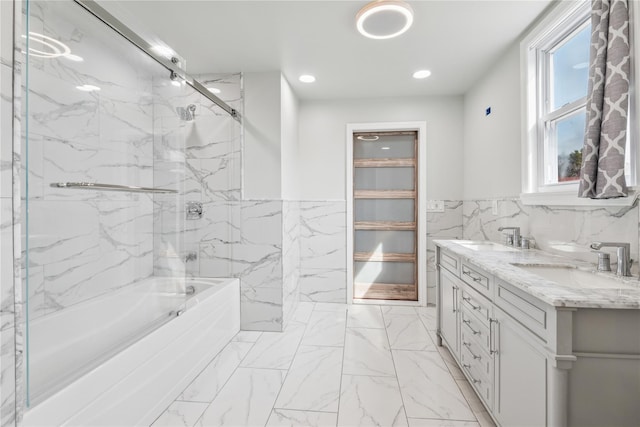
[
  {"xmin": 298, "ymin": 96, "xmax": 464, "ymax": 200},
  {"xmin": 243, "ymin": 71, "xmax": 282, "ymax": 199},
  {"xmin": 463, "ymin": 44, "xmax": 522, "ymax": 200},
  {"xmin": 280, "ymin": 75, "xmax": 300, "ymax": 200}
]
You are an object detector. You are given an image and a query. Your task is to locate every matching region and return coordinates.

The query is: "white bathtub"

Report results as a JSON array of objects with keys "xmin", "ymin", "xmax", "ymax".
[{"xmin": 23, "ymin": 277, "xmax": 240, "ymax": 427}]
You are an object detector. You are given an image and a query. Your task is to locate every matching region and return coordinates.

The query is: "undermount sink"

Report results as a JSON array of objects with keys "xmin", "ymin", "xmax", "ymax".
[
  {"xmin": 513, "ymin": 264, "xmax": 637, "ymax": 290},
  {"xmin": 456, "ymin": 240, "xmax": 520, "ymax": 252}
]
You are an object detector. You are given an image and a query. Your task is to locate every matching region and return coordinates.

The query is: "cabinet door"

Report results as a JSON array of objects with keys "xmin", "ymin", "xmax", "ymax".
[
  {"xmin": 439, "ymin": 268, "xmax": 460, "ymax": 356},
  {"xmin": 494, "ymin": 308, "xmax": 547, "ymax": 426}
]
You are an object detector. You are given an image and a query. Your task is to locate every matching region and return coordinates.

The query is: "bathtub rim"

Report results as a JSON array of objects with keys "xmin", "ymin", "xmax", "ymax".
[{"xmin": 22, "ymin": 276, "xmax": 240, "ymax": 427}]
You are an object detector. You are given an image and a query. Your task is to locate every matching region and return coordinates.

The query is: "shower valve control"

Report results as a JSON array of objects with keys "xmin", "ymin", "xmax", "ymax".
[{"xmin": 186, "ymin": 201, "xmax": 203, "ymax": 220}]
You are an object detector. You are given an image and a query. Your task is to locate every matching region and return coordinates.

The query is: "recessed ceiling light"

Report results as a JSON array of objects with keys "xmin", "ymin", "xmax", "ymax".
[
  {"xmin": 381, "ymin": 146, "xmax": 391, "ymax": 150},
  {"xmin": 413, "ymin": 70, "xmax": 432, "ymax": 79},
  {"xmin": 299, "ymin": 75, "xmax": 316, "ymax": 83},
  {"xmin": 356, "ymin": 0, "xmax": 414, "ymax": 40},
  {"xmin": 207, "ymin": 87, "xmax": 221, "ymax": 94},
  {"xmin": 76, "ymin": 84, "xmax": 100, "ymax": 92}
]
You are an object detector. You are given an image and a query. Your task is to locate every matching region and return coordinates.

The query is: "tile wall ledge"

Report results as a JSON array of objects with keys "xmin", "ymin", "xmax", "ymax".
[{"xmin": 520, "ymin": 188, "xmax": 639, "ymax": 207}]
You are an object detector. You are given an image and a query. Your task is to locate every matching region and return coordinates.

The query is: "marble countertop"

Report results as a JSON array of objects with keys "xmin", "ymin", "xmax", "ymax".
[{"xmin": 434, "ymin": 240, "xmax": 640, "ymax": 309}]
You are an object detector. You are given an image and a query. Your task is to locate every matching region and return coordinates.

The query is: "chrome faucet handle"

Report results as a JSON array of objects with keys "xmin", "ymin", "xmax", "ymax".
[
  {"xmin": 498, "ymin": 227, "xmax": 521, "ymax": 247},
  {"xmin": 593, "ymin": 252, "xmax": 612, "ymax": 272},
  {"xmin": 589, "ymin": 242, "xmax": 632, "ymax": 277}
]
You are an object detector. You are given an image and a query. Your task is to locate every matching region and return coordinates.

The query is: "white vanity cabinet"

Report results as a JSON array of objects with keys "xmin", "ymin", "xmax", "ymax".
[
  {"xmin": 437, "ymin": 247, "xmax": 549, "ymax": 426},
  {"xmin": 492, "ymin": 305, "xmax": 547, "ymax": 426},
  {"xmin": 435, "ymin": 244, "xmax": 640, "ymax": 427},
  {"xmin": 439, "ymin": 268, "xmax": 460, "ymax": 355}
]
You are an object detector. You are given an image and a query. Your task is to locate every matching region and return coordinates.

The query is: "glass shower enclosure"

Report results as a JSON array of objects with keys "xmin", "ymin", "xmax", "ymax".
[{"xmin": 21, "ymin": 0, "xmax": 238, "ymax": 407}]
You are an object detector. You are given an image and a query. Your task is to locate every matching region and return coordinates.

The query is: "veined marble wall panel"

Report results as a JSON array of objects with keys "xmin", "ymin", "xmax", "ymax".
[
  {"xmin": 299, "ymin": 201, "xmax": 346, "ymax": 303},
  {"xmin": 151, "ymin": 73, "xmax": 287, "ymax": 331},
  {"xmin": 426, "ymin": 201, "xmax": 463, "ymax": 304},
  {"xmin": 527, "ymin": 202, "xmax": 639, "ymax": 269},
  {"xmin": 463, "ymin": 199, "xmax": 640, "ymax": 274},
  {"xmin": 282, "ymin": 200, "xmax": 300, "ymax": 328},
  {"xmin": 153, "ymin": 73, "xmax": 242, "ymax": 278},
  {"xmin": 234, "ymin": 201, "xmax": 283, "ymax": 288},
  {"xmin": 25, "ymin": 197, "xmax": 153, "ymax": 319},
  {"xmin": 0, "ymin": 197, "xmax": 15, "ymax": 336},
  {"xmin": 462, "ymin": 199, "xmax": 529, "ymax": 243},
  {"xmin": 1, "ymin": 63, "xmax": 12, "ymax": 198},
  {"xmin": 21, "ymin": 1, "xmax": 158, "ymax": 324},
  {"xmin": 5, "ymin": 0, "xmax": 23, "ymax": 424}
]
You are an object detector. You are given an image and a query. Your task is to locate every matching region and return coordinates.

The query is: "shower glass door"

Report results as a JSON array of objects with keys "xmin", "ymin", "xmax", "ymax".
[
  {"xmin": 353, "ymin": 131, "xmax": 418, "ymax": 301},
  {"xmin": 22, "ymin": 0, "xmax": 192, "ymax": 407}
]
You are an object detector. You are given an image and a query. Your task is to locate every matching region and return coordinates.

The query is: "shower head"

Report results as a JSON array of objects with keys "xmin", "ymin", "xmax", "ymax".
[{"xmin": 176, "ymin": 104, "xmax": 197, "ymax": 122}]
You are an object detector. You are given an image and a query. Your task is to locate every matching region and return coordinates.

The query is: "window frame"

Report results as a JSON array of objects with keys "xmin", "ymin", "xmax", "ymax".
[{"xmin": 520, "ymin": 0, "xmax": 639, "ymax": 206}]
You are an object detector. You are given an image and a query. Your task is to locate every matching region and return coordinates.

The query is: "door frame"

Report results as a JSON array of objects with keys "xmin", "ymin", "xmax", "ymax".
[{"xmin": 346, "ymin": 121, "xmax": 428, "ymax": 306}]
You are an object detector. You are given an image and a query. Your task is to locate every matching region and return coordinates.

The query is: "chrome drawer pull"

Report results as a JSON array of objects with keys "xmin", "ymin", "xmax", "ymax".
[
  {"xmin": 452, "ymin": 286, "xmax": 459, "ymax": 313},
  {"xmin": 462, "ymin": 296, "xmax": 480, "ymax": 310},
  {"xmin": 463, "ymin": 269, "xmax": 484, "ymax": 283},
  {"xmin": 463, "ymin": 341, "xmax": 482, "ymax": 360},
  {"xmin": 489, "ymin": 318, "xmax": 499, "ymax": 355},
  {"xmin": 463, "ymin": 319, "xmax": 481, "ymax": 335}
]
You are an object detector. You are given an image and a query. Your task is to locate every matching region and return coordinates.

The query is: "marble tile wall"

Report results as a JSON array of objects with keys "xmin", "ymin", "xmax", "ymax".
[
  {"xmin": 463, "ymin": 198, "xmax": 640, "ymax": 274},
  {"xmin": 21, "ymin": 1, "xmax": 159, "ymax": 320},
  {"xmin": 154, "ymin": 73, "xmax": 294, "ymax": 332},
  {"xmin": 426, "ymin": 201, "xmax": 464, "ymax": 303},
  {"xmin": 3, "ymin": 0, "xmax": 22, "ymax": 425},
  {"xmin": 282, "ymin": 200, "xmax": 301, "ymax": 328},
  {"xmin": 298, "ymin": 201, "xmax": 347, "ymax": 303},
  {"xmin": 150, "ymin": 73, "xmax": 243, "ymax": 279},
  {"xmin": 294, "ymin": 200, "xmax": 466, "ymax": 306}
]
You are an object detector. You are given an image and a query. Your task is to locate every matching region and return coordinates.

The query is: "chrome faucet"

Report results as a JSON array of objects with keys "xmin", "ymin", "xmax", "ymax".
[
  {"xmin": 589, "ymin": 242, "xmax": 633, "ymax": 277},
  {"xmin": 498, "ymin": 227, "xmax": 520, "ymax": 247}
]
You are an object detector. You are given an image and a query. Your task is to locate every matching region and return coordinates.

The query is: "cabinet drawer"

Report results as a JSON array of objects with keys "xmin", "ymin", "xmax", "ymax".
[
  {"xmin": 460, "ymin": 341, "xmax": 493, "ymax": 407},
  {"xmin": 440, "ymin": 250, "xmax": 460, "ymax": 276},
  {"xmin": 461, "ymin": 287, "xmax": 491, "ymax": 327},
  {"xmin": 495, "ymin": 280, "xmax": 547, "ymax": 340},
  {"xmin": 461, "ymin": 309, "xmax": 491, "ymax": 354},
  {"xmin": 461, "ymin": 262, "xmax": 492, "ymax": 296},
  {"xmin": 461, "ymin": 329, "xmax": 493, "ymax": 379}
]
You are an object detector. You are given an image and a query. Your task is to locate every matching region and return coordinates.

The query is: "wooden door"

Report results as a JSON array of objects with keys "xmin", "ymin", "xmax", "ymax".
[{"xmin": 352, "ymin": 131, "xmax": 418, "ymax": 301}]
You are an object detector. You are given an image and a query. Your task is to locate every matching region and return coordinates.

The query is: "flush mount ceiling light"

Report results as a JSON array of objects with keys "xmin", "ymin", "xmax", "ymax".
[
  {"xmin": 299, "ymin": 74, "xmax": 316, "ymax": 83},
  {"xmin": 356, "ymin": 0, "xmax": 414, "ymax": 40},
  {"xmin": 356, "ymin": 135, "xmax": 380, "ymax": 141},
  {"xmin": 413, "ymin": 69, "xmax": 432, "ymax": 79}
]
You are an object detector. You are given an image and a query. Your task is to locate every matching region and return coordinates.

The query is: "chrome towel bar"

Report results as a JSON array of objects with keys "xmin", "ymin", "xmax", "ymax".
[{"xmin": 50, "ymin": 182, "xmax": 178, "ymax": 194}]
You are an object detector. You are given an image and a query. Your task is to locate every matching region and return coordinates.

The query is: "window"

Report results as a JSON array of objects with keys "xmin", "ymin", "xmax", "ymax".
[
  {"xmin": 521, "ymin": 0, "xmax": 638, "ymax": 205},
  {"xmin": 541, "ymin": 22, "xmax": 590, "ymax": 185}
]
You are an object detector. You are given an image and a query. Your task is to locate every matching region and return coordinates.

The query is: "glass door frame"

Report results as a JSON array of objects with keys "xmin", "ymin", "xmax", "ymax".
[{"xmin": 346, "ymin": 121, "xmax": 428, "ymax": 306}]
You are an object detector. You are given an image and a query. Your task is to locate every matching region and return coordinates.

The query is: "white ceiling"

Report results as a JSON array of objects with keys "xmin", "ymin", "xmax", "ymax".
[{"xmin": 103, "ymin": 0, "xmax": 553, "ymax": 100}]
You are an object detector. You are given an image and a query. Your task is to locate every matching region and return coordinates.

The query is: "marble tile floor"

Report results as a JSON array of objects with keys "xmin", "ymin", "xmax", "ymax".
[{"xmin": 150, "ymin": 303, "xmax": 496, "ymax": 427}]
